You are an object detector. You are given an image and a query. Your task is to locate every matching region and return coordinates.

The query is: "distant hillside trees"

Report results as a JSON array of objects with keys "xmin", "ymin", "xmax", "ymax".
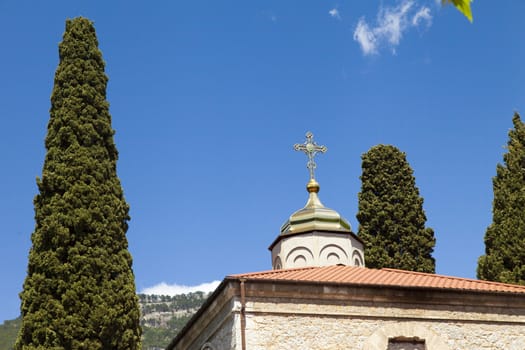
[
  {"xmin": 16, "ymin": 17, "xmax": 141, "ymax": 349},
  {"xmin": 138, "ymin": 292, "xmax": 207, "ymax": 313},
  {"xmin": 478, "ymin": 113, "xmax": 525, "ymax": 285},
  {"xmin": 138, "ymin": 292, "xmax": 209, "ymax": 350},
  {"xmin": 357, "ymin": 145, "xmax": 436, "ymax": 273},
  {"xmin": 0, "ymin": 317, "xmax": 20, "ymax": 350},
  {"xmin": 1, "ymin": 292, "xmax": 209, "ymax": 350}
]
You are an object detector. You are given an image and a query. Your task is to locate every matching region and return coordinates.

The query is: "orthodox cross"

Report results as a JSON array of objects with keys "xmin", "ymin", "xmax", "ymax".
[{"xmin": 294, "ymin": 132, "xmax": 327, "ymax": 180}]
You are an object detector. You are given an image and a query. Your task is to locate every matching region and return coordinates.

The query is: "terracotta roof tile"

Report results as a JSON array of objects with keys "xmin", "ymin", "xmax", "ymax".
[{"xmin": 228, "ymin": 265, "xmax": 525, "ymax": 294}]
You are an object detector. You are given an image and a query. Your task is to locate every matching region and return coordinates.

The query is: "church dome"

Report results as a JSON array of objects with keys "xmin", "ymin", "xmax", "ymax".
[
  {"xmin": 279, "ymin": 178, "xmax": 352, "ymax": 235},
  {"xmin": 269, "ymin": 132, "xmax": 364, "ymax": 270}
]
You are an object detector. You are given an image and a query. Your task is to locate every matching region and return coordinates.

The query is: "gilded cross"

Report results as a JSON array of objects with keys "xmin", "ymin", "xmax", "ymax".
[{"xmin": 294, "ymin": 132, "xmax": 327, "ymax": 180}]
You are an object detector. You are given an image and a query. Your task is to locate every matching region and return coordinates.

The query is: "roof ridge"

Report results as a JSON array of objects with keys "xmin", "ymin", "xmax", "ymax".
[
  {"xmin": 380, "ymin": 268, "xmax": 525, "ymax": 289},
  {"xmin": 226, "ymin": 265, "xmax": 525, "ymax": 294}
]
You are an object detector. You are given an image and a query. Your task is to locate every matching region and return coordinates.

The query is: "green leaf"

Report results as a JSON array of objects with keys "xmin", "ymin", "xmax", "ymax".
[{"xmin": 443, "ymin": 0, "xmax": 473, "ymax": 22}]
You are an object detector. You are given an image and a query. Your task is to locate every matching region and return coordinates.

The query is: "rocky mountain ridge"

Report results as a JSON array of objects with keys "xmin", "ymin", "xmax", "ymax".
[{"xmin": 0, "ymin": 291, "xmax": 209, "ymax": 350}]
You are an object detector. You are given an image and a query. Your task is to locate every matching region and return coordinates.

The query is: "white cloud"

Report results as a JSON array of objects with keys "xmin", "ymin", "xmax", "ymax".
[
  {"xmin": 140, "ymin": 280, "xmax": 221, "ymax": 296},
  {"xmin": 375, "ymin": 0, "xmax": 413, "ymax": 46},
  {"xmin": 412, "ymin": 7, "xmax": 432, "ymax": 26},
  {"xmin": 354, "ymin": 19, "xmax": 378, "ymax": 55},
  {"xmin": 353, "ymin": 0, "xmax": 432, "ymax": 56},
  {"xmin": 329, "ymin": 8, "xmax": 341, "ymax": 20}
]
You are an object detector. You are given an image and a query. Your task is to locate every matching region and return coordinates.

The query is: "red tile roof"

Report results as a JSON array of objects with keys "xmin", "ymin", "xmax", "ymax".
[{"xmin": 228, "ymin": 265, "xmax": 525, "ymax": 294}]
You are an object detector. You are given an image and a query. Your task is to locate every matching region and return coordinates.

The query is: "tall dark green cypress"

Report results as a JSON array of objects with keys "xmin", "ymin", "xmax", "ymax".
[
  {"xmin": 478, "ymin": 113, "xmax": 525, "ymax": 285},
  {"xmin": 16, "ymin": 17, "xmax": 141, "ymax": 349},
  {"xmin": 357, "ymin": 145, "xmax": 436, "ymax": 273}
]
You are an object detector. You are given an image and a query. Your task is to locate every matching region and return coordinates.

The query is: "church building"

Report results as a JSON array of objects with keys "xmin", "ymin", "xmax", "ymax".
[{"xmin": 167, "ymin": 133, "xmax": 525, "ymax": 350}]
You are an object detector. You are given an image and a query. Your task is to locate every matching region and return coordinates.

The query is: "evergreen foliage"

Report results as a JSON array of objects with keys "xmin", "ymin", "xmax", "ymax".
[
  {"xmin": 478, "ymin": 113, "xmax": 525, "ymax": 285},
  {"xmin": 16, "ymin": 17, "xmax": 141, "ymax": 349},
  {"xmin": 357, "ymin": 145, "xmax": 436, "ymax": 272}
]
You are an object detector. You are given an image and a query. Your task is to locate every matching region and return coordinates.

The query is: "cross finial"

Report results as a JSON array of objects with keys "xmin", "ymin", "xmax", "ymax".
[{"xmin": 294, "ymin": 131, "xmax": 327, "ymax": 180}]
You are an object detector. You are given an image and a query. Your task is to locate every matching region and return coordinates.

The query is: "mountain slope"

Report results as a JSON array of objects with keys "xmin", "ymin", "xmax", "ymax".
[{"xmin": 0, "ymin": 292, "xmax": 208, "ymax": 350}]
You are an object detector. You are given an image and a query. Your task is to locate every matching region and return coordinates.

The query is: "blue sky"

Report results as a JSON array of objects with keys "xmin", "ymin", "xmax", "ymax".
[{"xmin": 1, "ymin": 0, "xmax": 525, "ymax": 323}]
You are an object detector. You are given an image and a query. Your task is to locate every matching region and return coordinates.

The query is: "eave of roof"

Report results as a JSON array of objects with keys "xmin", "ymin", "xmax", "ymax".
[
  {"xmin": 166, "ymin": 279, "xmax": 230, "ymax": 350},
  {"xmin": 228, "ymin": 265, "xmax": 525, "ymax": 295}
]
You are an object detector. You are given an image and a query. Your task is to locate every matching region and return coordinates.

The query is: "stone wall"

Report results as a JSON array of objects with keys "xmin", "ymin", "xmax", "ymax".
[
  {"xmin": 244, "ymin": 299, "xmax": 525, "ymax": 350},
  {"xmin": 200, "ymin": 313, "xmax": 238, "ymax": 350},
  {"xmin": 170, "ymin": 280, "xmax": 525, "ymax": 350},
  {"xmin": 169, "ymin": 282, "xmax": 241, "ymax": 350}
]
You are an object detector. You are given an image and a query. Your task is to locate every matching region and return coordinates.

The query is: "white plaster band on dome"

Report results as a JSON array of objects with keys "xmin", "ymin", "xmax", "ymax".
[
  {"xmin": 294, "ymin": 255, "xmax": 307, "ymax": 266},
  {"xmin": 200, "ymin": 342, "xmax": 215, "ymax": 350},
  {"xmin": 363, "ymin": 322, "xmax": 451, "ymax": 350},
  {"xmin": 285, "ymin": 246, "xmax": 314, "ymax": 267},
  {"xmin": 352, "ymin": 250, "xmax": 364, "ymax": 267},
  {"xmin": 320, "ymin": 243, "xmax": 348, "ymax": 263},
  {"xmin": 273, "ymin": 256, "xmax": 282, "ymax": 269}
]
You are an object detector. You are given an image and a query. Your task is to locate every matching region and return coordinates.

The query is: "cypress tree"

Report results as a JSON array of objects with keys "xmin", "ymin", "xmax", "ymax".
[
  {"xmin": 357, "ymin": 145, "xmax": 436, "ymax": 272},
  {"xmin": 478, "ymin": 113, "xmax": 525, "ymax": 285},
  {"xmin": 16, "ymin": 17, "xmax": 141, "ymax": 349}
]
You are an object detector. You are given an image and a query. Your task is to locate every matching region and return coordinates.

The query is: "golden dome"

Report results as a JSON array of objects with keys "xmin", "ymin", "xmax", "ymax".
[{"xmin": 280, "ymin": 179, "xmax": 352, "ymax": 235}]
